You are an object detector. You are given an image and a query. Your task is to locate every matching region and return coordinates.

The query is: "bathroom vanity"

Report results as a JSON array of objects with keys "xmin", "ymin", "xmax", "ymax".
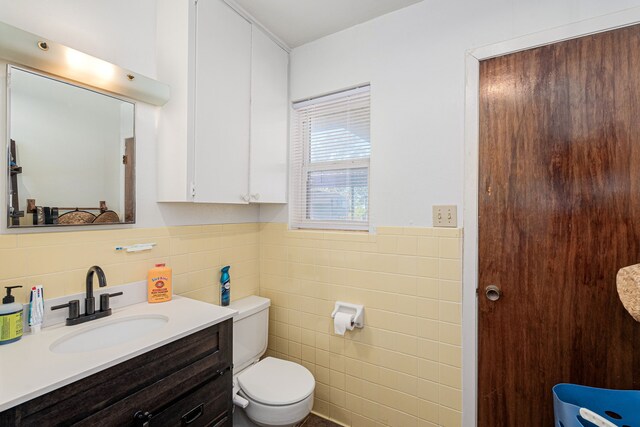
[{"xmin": 0, "ymin": 297, "xmax": 235, "ymax": 426}]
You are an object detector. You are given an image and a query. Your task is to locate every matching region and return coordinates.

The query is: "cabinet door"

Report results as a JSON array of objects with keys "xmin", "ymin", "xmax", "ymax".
[
  {"xmin": 194, "ymin": 0, "xmax": 251, "ymax": 203},
  {"xmin": 249, "ymin": 27, "xmax": 289, "ymax": 203}
]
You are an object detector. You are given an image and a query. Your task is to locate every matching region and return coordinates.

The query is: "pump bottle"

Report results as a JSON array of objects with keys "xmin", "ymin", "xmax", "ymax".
[{"xmin": 0, "ymin": 285, "xmax": 23, "ymax": 345}]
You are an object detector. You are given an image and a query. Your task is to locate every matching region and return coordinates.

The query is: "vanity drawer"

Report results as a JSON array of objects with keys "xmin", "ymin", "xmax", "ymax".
[
  {"xmin": 3, "ymin": 320, "xmax": 233, "ymax": 426},
  {"xmin": 76, "ymin": 360, "xmax": 232, "ymax": 427},
  {"xmin": 148, "ymin": 372, "xmax": 231, "ymax": 427}
]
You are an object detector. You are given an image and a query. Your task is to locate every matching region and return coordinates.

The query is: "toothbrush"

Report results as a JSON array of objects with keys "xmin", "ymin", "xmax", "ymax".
[{"xmin": 115, "ymin": 243, "xmax": 156, "ymax": 252}]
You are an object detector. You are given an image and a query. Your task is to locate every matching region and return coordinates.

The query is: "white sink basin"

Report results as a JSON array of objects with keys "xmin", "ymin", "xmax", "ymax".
[{"xmin": 50, "ymin": 314, "xmax": 169, "ymax": 354}]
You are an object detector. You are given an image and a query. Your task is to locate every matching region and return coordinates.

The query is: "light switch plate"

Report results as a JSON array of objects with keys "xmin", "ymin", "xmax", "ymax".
[{"xmin": 433, "ymin": 205, "xmax": 457, "ymax": 227}]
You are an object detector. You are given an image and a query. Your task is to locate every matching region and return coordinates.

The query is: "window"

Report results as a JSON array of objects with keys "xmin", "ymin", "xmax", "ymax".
[{"xmin": 290, "ymin": 85, "xmax": 370, "ymax": 230}]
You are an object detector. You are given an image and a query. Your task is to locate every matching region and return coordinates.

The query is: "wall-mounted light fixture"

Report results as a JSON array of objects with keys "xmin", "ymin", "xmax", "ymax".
[{"xmin": 0, "ymin": 21, "xmax": 169, "ymax": 106}]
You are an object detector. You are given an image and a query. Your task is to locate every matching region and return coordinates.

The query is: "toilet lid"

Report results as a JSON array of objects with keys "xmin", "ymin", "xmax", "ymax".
[{"xmin": 238, "ymin": 357, "xmax": 315, "ymax": 405}]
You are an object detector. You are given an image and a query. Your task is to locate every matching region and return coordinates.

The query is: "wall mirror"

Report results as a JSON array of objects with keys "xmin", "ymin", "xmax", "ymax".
[{"xmin": 7, "ymin": 66, "xmax": 135, "ymax": 228}]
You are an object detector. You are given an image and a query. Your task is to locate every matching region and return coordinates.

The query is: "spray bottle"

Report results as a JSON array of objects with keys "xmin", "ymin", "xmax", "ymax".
[{"xmin": 220, "ymin": 266, "xmax": 230, "ymax": 306}]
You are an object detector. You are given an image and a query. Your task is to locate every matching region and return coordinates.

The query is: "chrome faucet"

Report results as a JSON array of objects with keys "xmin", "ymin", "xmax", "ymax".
[{"xmin": 52, "ymin": 265, "xmax": 123, "ymax": 326}]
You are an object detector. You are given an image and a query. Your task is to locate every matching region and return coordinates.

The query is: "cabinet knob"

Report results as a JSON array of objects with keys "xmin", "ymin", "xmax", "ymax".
[
  {"xmin": 241, "ymin": 194, "xmax": 250, "ymax": 202},
  {"xmin": 251, "ymin": 193, "xmax": 260, "ymax": 201},
  {"xmin": 133, "ymin": 410, "xmax": 152, "ymax": 427}
]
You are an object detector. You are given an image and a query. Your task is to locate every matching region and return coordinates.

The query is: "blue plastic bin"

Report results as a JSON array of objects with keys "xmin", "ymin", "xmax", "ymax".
[{"xmin": 553, "ymin": 383, "xmax": 640, "ymax": 427}]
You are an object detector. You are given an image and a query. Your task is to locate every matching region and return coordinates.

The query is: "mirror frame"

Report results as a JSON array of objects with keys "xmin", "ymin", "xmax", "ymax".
[{"xmin": 6, "ymin": 64, "xmax": 136, "ymax": 228}]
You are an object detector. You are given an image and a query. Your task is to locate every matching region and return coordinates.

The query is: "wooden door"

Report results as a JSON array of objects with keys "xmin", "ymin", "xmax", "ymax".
[
  {"xmin": 478, "ymin": 25, "xmax": 640, "ymax": 426},
  {"xmin": 194, "ymin": 0, "xmax": 251, "ymax": 203}
]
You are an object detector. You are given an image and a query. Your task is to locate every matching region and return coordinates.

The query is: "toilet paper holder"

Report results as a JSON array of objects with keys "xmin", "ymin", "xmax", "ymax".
[{"xmin": 331, "ymin": 301, "xmax": 364, "ymax": 328}]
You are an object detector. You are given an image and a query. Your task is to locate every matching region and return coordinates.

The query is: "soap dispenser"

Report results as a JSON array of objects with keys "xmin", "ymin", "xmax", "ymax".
[{"xmin": 0, "ymin": 285, "xmax": 24, "ymax": 345}]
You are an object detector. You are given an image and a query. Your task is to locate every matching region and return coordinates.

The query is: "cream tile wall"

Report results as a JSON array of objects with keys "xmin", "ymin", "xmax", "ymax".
[
  {"xmin": 1, "ymin": 221, "xmax": 462, "ymax": 426},
  {"xmin": 260, "ymin": 223, "xmax": 463, "ymax": 427},
  {"xmin": 0, "ymin": 223, "xmax": 260, "ymax": 305}
]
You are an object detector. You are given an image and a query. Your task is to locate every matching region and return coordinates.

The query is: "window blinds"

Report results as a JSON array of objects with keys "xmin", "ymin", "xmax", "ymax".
[{"xmin": 290, "ymin": 85, "xmax": 371, "ymax": 230}]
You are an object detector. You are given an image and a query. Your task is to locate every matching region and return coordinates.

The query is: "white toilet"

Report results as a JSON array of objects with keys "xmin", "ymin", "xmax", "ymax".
[{"xmin": 229, "ymin": 296, "xmax": 315, "ymax": 427}]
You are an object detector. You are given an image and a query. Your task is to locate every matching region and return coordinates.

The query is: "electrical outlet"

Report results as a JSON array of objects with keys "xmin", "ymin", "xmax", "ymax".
[{"xmin": 433, "ymin": 205, "xmax": 457, "ymax": 227}]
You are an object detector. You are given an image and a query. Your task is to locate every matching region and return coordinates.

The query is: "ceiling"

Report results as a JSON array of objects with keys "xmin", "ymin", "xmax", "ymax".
[{"xmin": 231, "ymin": 0, "xmax": 424, "ymax": 48}]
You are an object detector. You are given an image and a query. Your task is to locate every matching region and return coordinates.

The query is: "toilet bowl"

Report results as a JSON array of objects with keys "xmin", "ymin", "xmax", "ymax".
[
  {"xmin": 229, "ymin": 296, "xmax": 315, "ymax": 427},
  {"xmin": 236, "ymin": 357, "xmax": 314, "ymax": 426}
]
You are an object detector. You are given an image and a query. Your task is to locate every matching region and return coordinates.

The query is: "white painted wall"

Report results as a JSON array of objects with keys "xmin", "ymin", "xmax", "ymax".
[
  {"xmin": 3, "ymin": 0, "xmax": 640, "ymax": 231},
  {"xmin": 259, "ymin": 0, "xmax": 640, "ymax": 228},
  {"xmin": 0, "ymin": 0, "xmax": 259, "ymax": 231}
]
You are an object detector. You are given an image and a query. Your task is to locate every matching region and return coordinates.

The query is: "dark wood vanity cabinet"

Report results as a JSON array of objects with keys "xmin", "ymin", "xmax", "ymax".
[{"xmin": 0, "ymin": 319, "xmax": 233, "ymax": 427}]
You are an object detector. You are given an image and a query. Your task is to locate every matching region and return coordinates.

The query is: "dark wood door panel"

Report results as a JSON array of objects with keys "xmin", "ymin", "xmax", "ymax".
[{"xmin": 478, "ymin": 24, "xmax": 640, "ymax": 426}]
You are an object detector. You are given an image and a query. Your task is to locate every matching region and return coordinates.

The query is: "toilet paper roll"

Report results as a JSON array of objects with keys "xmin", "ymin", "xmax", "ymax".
[{"xmin": 334, "ymin": 312, "xmax": 354, "ymax": 336}]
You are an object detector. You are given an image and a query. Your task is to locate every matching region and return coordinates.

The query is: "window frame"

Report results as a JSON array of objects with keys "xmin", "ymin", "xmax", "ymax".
[{"xmin": 290, "ymin": 85, "xmax": 371, "ymax": 231}]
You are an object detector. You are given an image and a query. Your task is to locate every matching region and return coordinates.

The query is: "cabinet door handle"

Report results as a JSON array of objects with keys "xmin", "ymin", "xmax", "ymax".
[
  {"xmin": 181, "ymin": 403, "xmax": 204, "ymax": 425},
  {"xmin": 241, "ymin": 194, "xmax": 250, "ymax": 202},
  {"xmin": 251, "ymin": 193, "xmax": 260, "ymax": 201}
]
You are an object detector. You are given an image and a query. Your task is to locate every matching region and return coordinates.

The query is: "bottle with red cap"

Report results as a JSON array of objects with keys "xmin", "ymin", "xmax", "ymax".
[{"xmin": 147, "ymin": 263, "xmax": 172, "ymax": 303}]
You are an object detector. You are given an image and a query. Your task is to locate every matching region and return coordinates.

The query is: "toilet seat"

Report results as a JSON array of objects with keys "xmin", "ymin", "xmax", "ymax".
[{"xmin": 238, "ymin": 357, "xmax": 315, "ymax": 405}]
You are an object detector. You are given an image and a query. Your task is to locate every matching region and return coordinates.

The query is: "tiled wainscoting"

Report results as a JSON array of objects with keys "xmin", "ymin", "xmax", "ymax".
[
  {"xmin": 260, "ymin": 223, "xmax": 463, "ymax": 427},
  {"xmin": 0, "ymin": 223, "xmax": 260, "ymax": 305},
  {"xmin": 1, "ymin": 222, "xmax": 463, "ymax": 426}
]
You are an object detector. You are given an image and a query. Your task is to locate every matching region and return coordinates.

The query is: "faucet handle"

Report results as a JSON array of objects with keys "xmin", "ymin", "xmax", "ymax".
[
  {"xmin": 51, "ymin": 299, "xmax": 80, "ymax": 320},
  {"xmin": 99, "ymin": 292, "xmax": 123, "ymax": 312}
]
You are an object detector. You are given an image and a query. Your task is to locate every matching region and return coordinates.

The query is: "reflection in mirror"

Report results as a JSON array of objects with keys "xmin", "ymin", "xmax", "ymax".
[{"xmin": 7, "ymin": 66, "xmax": 135, "ymax": 227}]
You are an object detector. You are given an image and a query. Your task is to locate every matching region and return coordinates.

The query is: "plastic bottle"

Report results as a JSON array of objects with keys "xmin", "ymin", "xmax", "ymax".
[
  {"xmin": 0, "ymin": 286, "xmax": 24, "ymax": 345},
  {"xmin": 220, "ymin": 266, "xmax": 230, "ymax": 306},
  {"xmin": 147, "ymin": 263, "xmax": 172, "ymax": 303}
]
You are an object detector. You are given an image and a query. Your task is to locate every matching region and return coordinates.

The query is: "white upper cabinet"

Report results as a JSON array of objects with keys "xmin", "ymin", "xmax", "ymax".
[
  {"xmin": 194, "ymin": 0, "xmax": 251, "ymax": 203},
  {"xmin": 156, "ymin": 0, "xmax": 195, "ymax": 202},
  {"xmin": 156, "ymin": 0, "xmax": 289, "ymax": 204},
  {"xmin": 249, "ymin": 27, "xmax": 289, "ymax": 203}
]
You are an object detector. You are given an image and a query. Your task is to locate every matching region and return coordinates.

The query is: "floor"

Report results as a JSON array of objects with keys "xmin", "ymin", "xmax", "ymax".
[
  {"xmin": 300, "ymin": 414, "xmax": 341, "ymax": 427},
  {"xmin": 233, "ymin": 407, "xmax": 340, "ymax": 427}
]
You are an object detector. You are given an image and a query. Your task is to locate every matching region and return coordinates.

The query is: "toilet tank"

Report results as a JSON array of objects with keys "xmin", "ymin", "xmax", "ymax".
[{"xmin": 228, "ymin": 295, "xmax": 270, "ymax": 373}]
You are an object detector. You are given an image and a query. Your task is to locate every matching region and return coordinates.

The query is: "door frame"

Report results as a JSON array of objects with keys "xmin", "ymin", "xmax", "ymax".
[{"xmin": 463, "ymin": 7, "xmax": 640, "ymax": 426}]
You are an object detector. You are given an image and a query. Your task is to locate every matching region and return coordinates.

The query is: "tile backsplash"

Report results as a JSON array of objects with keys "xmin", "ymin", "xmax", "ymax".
[
  {"xmin": 260, "ymin": 223, "xmax": 463, "ymax": 427},
  {"xmin": 0, "ymin": 223, "xmax": 259, "ymax": 305}
]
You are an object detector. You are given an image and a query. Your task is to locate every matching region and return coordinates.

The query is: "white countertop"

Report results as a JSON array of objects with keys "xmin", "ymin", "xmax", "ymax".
[{"xmin": 0, "ymin": 296, "xmax": 237, "ymax": 412}]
